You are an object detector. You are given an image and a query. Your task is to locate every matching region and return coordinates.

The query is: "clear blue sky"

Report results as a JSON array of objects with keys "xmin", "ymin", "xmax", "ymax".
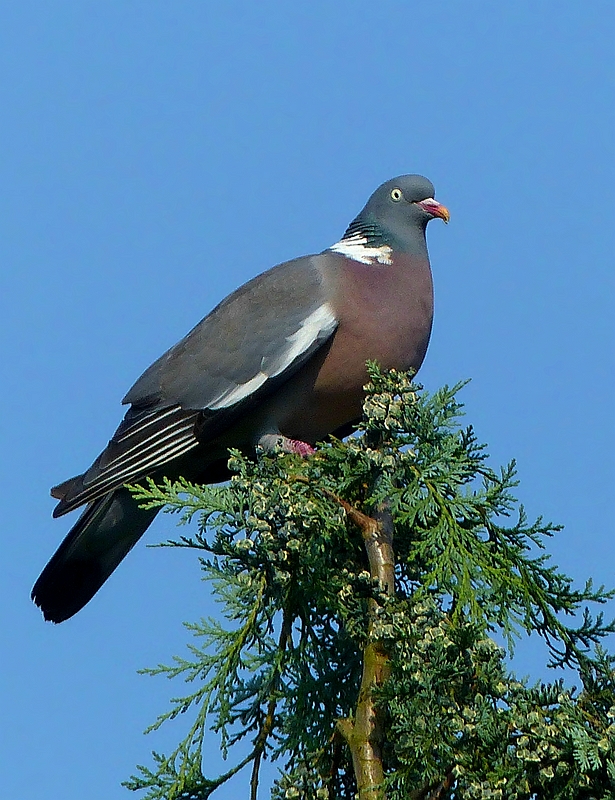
[{"xmin": 1, "ymin": 3, "xmax": 613, "ymax": 798}]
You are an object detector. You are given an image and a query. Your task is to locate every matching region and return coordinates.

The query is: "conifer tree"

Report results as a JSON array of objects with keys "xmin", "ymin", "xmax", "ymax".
[{"xmin": 124, "ymin": 366, "xmax": 615, "ymax": 799}]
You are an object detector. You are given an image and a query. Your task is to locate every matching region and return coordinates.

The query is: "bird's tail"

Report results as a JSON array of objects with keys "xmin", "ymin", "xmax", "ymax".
[{"xmin": 31, "ymin": 487, "xmax": 159, "ymax": 623}]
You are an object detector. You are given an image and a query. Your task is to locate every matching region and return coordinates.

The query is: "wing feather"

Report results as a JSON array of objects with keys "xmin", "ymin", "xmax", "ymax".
[
  {"xmin": 54, "ymin": 407, "xmax": 201, "ymax": 515},
  {"xmin": 54, "ymin": 255, "xmax": 339, "ymax": 516}
]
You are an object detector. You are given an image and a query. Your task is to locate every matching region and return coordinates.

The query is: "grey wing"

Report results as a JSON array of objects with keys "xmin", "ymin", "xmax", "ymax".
[
  {"xmin": 53, "ymin": 255, "xmax": 338, "ymax": 516},
  {"xmin": 123, "ymin": 255, "xmax": 336, "ymax": 411}
]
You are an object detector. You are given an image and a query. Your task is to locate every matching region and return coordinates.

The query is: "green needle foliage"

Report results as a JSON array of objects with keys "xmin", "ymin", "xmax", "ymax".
[{"xmin": 124, "ymin": 366, "xmax": 615, "ymax": 799}]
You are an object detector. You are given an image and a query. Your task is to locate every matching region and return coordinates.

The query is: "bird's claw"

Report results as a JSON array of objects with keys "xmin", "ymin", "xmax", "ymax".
[{"xmin": 257, "ymin": 434, "xmax": 315, "ymax": 457}]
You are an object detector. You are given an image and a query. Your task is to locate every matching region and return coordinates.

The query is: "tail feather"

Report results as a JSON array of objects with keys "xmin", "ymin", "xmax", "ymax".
[
  {"xmin": 50, "ymin": 474, "xmax": 83, "ymax": 502},
  {"xmin": 32, "ymin": 488, "xmax": 158, "ymax": 623}
]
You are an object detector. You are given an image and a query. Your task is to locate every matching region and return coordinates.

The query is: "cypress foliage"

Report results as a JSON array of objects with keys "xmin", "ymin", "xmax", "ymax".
[{"xmin": 124, "ymin": 366, "xmax": 615, "ymax": 799}]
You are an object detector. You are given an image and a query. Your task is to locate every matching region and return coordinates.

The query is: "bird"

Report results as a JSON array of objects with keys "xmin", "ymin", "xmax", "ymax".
[{"xmin": 32, "ymin": 174, "xmax": 449, "ymax": 623}]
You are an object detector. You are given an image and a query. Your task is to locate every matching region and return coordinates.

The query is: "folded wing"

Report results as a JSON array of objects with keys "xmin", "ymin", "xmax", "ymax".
[{"xmin": 53, "ymin": 256, "xmax": 338, "ymax": 515}]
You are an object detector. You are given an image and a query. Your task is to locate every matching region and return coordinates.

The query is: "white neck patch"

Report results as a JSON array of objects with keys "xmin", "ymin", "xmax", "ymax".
[{"xmin": 329, "ymin": 234, "xmax": 393, "ymax": 265}]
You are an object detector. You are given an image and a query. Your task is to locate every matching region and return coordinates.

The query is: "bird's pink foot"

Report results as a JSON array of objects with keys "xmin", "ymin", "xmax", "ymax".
[
  {"xmin": 257, "ymin": 434, "xmax": 316, "ymax": 457},
  {"xmin": 285, "ymin": 438, "xmax": 316, "ymax": 456}
]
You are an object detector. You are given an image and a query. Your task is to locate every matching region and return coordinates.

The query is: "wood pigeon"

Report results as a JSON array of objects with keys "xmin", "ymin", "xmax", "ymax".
[{"xmin": 32, "ymin": 175, "xmax": 449, "ymax": 622}]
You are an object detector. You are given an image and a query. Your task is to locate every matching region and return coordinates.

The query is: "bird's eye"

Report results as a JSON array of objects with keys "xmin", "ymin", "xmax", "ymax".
[{"xmin": 390, "ymin": 188, "xmax": 403, "ymax": 202}]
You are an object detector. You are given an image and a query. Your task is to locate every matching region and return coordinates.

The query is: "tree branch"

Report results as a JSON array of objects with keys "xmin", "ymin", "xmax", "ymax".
[{"xmin": 335, "ymin": 496, "xmax": 395, "ymax": 800}]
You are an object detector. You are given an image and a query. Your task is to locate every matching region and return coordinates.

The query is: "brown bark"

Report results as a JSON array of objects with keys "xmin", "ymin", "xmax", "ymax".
[{"xmin": 336, "ymin": 498, "xmax": 395, "ymax": 800}]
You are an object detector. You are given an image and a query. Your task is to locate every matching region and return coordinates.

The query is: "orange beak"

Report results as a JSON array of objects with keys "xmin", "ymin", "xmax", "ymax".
[{"xmin": 416, "ymin": 198, "xmax": 450, "ymax": 223}]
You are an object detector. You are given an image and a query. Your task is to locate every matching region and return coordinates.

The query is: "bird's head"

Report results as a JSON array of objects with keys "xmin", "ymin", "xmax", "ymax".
[
  {"xmin": 368, "ymin": 174, "xmax": 449, "ymax": 225},
  {"xmin": 345, "ymin": 174, "xmax": 449, "ymax": 256}
]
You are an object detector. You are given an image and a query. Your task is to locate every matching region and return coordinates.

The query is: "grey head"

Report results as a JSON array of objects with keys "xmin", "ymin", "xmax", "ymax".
[{"xmin": 341, "ymin": 174, "xmax": 450, "ymax": 256}]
